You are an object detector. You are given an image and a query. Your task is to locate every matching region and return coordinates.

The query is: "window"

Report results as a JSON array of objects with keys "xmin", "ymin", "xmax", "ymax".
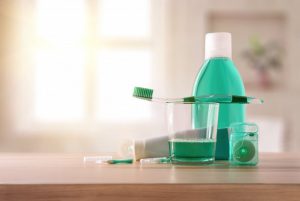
[{"xmin": 32, "ymin": 0, "xmax": 153, "ymax": 125}]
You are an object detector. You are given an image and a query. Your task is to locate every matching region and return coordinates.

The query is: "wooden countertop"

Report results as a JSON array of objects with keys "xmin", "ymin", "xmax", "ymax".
[{"xmin": 0, "ymin": 153, "xmax": 299, "ymax": 200}]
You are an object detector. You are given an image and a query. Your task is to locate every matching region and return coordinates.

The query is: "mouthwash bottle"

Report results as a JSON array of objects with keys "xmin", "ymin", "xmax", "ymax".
[{"xmin": 192, "ymin": 32, "xmax": 245, "ymax": 160}]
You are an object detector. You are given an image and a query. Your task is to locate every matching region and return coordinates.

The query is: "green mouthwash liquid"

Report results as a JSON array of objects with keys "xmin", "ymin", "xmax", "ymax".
[
  {"xmin": 192, "ymin": 33, "xmax": 245, "ymax": 160},
  {"xmin": 168, "ymin": 139, "xmax": 216, "ymax": 164}
]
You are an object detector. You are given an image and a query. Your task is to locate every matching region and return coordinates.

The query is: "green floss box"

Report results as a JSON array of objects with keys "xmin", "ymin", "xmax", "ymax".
[{"xmin": 229, "ymin": 122, "xmax": 259, "ymax": 166}]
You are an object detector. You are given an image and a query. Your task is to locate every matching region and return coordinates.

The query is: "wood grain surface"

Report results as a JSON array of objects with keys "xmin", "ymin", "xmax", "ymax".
[
  {"xmin": 0, "ymin": 184, "xmax": 299, "ymax": 201},
  {"xmin": 0, "ymin": 153, "xmax": 299, "ymax": 200}
]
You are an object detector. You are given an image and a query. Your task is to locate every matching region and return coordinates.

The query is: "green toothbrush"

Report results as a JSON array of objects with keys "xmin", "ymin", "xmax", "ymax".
[{"xmin": 133, "ymin": 87, "xmax": 263, "ymax": 104}]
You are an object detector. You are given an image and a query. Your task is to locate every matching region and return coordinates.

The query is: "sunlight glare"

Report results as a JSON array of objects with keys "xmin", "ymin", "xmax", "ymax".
[
  {"xmin": 36, "ymin": 0, "xmax": 85, "ymax": 44},
  {"xmin": 99, "ymin": 0, "xmax": 150, "ymax": 38},
  {"xmin": 34, "ymin": 49, "xmax": 85, "ymax": 122},
  {"xmin": 96, "ymin": 49, "xmax": 152, "ymax": 121}
]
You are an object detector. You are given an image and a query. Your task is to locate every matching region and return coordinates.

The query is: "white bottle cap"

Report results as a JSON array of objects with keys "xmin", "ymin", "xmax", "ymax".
[{"xmin": 205, "ymin": 32, "xmax": 232, "ymax": 59}]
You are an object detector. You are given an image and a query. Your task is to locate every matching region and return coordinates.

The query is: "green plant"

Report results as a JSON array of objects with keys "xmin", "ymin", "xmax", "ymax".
[{"xmin": 242, "ymin": 36, "xmax": 283, "ymax": 72}]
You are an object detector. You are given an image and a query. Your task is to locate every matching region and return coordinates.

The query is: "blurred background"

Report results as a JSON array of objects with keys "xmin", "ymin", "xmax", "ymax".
[{"xmin": 0, "ymin": 0, "xmax": 298, "ymax": 153}]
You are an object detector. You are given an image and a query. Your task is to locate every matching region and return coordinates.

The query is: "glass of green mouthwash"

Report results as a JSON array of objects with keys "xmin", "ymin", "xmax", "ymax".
[{"xmin": 167, "ymin": 103, "xmax": 219, "ymax": 165}]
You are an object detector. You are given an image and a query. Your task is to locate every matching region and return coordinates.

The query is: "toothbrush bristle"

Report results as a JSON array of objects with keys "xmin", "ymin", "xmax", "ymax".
[{"xmin": 133, "ymin": 87, "xmax": 153, "ymax": 99}]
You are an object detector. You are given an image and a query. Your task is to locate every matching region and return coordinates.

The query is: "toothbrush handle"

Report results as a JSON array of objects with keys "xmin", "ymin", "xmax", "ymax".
[{"xmin": 107, "ymin": 159, "xmax": 133, "ymax": 164}]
